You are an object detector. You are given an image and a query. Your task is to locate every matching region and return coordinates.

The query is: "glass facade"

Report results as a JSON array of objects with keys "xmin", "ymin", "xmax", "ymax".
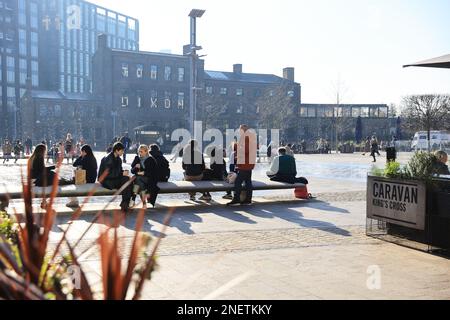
[
  {"xmin": 299, "ymin": 105, "xmax": 389, "ymax": 118},
  {"xmin": 50, "ymin": 0, "xmax": 139, "ymax": 93}
]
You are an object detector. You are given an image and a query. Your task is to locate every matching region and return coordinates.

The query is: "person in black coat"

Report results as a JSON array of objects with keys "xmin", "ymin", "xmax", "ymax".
[
  {"xmin": 130, "ymin": 145, "xmax": 160, "ymax": 208},
  {"xmin": 98, "ymin": 142, "xmax": 133, "ymax": 212},
  {"xmin": 73, "ymin": 145, "xmax": 98, "ymax": 183},
  {"xmin": 149, "ymin": 144, "xmax": 170, "ymax": 182}
]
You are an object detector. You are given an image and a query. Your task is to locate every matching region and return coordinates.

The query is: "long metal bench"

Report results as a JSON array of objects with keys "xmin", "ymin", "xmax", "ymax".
[{"xmin": 0, "ymin": 180, "xmax": 308, "ymax": 210}]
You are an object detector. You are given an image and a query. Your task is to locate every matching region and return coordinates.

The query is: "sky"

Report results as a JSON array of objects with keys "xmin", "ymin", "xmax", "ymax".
[{"xmin": 88, "ymin": 0, "xmax": 450, "ymax": 108}]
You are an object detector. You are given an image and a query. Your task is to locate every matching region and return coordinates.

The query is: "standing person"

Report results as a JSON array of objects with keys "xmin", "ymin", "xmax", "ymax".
[
  {"xmin": 65, "ymin": 133, "xmax": 74, "ymax": 164},
  {"xmin": 227, "ymin": 125, "xmax": 257, "ymax": 206},
  {"xmin": 67, "ymin": 145, "xmax": 98, "ymax": 208},
  {"xmin": 25, "ymin": 137, "xmax": 33, "ymax": 156},
  {"xmin": 182, "ymin": 140, "xmax": 205, "ymax": 201},
  {"xmin": 98, "ymin": 142, "xmax": 133, "ymax": 213},
  {"xmin": 2, "ymin": 139, "xmax": 12, "ymax": 163},
  {"xmin": 13, "ymin": 140, "xmax": 24, "ymax": 164},
  {"xmin": 120, "ymin": 132, "xmax": 132, "ymax": 163},
  {"xmin": 370, "ymin": 135, "xmax": 380, "ymax": 162}
]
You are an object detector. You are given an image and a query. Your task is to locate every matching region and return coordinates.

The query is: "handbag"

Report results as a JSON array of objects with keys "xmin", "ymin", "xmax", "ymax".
[
  {"xmin": 227, "ymin": 172, "xmax": 237, "ymax": 184},
  {"xmin": 74, "ymin": 169, "xmax": 86, "ymax": 185}
]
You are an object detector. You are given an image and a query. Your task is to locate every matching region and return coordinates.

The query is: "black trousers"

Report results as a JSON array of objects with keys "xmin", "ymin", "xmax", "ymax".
[
  {"xmin": 233, "ymin": 170, "xmax": 253, "ymax": 202},
  {"xmin": 102, "ymin": 177, "xmax": 133, "ymax": 210}
]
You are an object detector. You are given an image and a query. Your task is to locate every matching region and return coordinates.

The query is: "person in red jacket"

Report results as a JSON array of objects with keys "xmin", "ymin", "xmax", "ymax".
[{"xmin": 227, "ymin": 124, "xmax": 257, "ymax": 206}]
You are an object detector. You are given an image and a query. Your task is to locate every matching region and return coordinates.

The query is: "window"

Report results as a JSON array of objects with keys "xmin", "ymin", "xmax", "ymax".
[
  {"xmin": 206, "ymin": 86, "xmax": 213, "ymax": 95},
  {"xmin": 300, "ymin": 107, "xmax": 308, "ymax": 117},
  {"xmin": 121, "ymin": 63, "xmax": 128, "ymax": 77},
  {"xmin": 7, "ymin": 70, "xmax": 15, "ymax": 83},
  {"xmin": 307, "ymin": 107, "xmax": 316, "ymax": 117},
  {"xmin": 220, "ymin": 88, "xmax": 227, "ymax": 95},
  {"xmin": 137, "ymin": 93, "xmax": 143, "ymax": 108},
  {"xmin": 55, "ymin": 105, "xmax": 62, "ymax": 117},
  {"xmin": 334, "ymin": 107, "xmax": 343, "ymax": 117},
  {"xmin": 352, "ymin": 107, "xmax": 361, "ymax": 118},
  {"xmin": 178, "ymin": 67, "xmax": 185, "ymax": 82},
  {"xmin": 379, "ymin": 107, "xmax": 388, "ymax": 118},
  {"xmin": 342, "ymin": 107, "xmax": 352, "ymax": 117},
  {"xmin": 236, "ymin": 88, "xmax": 243, "ymax": 96},
  {"xmin": 369, "ymin": 107, "xmax": 378, "ymax": 118},
  {"xmin": 164, "ymin": 66, "xmax": 171, "ymax": 81},
  {"xmin": 121, "ymin": 95, "xmax": 129, "ymax": 107},
  {"xmin": 177, "ymin": 92, "xmax": 185, "ymax": 109},
  {"xmin": 361, "ymin": 107, "xmax": 369, "ymax": 118},
  {"xmin": 150, "ymin": 65, "xmax": 157, "ymax": 80},
  {"xmin": 287, "ymin": 90, "xmax": 295, "ymax": 98},
  {"xmin": 237, "ymin": 105, "xmax": 243, "ymax": 114},
  {"xmin": 31, "ymin": 45, "xmax": 38, "ymax": 58},
  {"xmin": 136, "ymin": 64, "xmax": 143, "ymax": 78}
]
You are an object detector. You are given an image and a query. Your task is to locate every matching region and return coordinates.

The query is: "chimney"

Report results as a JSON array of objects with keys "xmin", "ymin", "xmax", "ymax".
[
  {"xmin": 98, "ymin": 34, "xmax": 108, "ymax": 50},
  {"xmin": 233, "ymin": 64, "xmax": 242, "ymax": 75},
  {"xmin": 283, "ymin": 67, "xmax": 295, "ymax": 81}
]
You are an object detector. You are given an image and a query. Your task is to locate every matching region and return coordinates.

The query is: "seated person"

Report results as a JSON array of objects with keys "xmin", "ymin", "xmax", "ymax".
[
  {"xmin": 150, "ymin": 144, "xmax": 171, "ymax": 182},
  {"xmin": 201, "ymin": 147, "xmax": 232, "ymax": 201},
  {"xmin": 266, "ymin": 147, "xmax": 308, "ymax": 184},
  {"xmin": 130, "ymin": 145, "xmax": 160, "ymax": 209},
  {"xmin": 434, "ymin": 150, "xmax": 449, "ymax": 175},
  {"xmin": 98, "ymin": 142, "xmax": 133, "ymax": 213},
  {"xmin": 73, "ymin": 145, "xmax": 98, "ymax": 183},
  {"xmin": 182, "ymin": 140, "xmax": 205, "ymax": 201},
  {"xmin": 29, "ymin": 144, "xmax": 73, "ymax": 209},
  {"xmin": 67, "ymin": 144, "xmax": 98, "ymax": 208}
]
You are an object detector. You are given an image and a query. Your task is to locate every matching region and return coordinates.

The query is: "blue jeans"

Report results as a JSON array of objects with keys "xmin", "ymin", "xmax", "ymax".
[{"xmin": 233, "ymin": 170, "xmax": 253, "ymax": 202}]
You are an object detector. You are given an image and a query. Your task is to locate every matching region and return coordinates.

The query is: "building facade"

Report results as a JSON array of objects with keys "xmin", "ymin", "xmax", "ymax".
[
  {"xmin": 200, "ymin": 65, "xmax": 301, "ymax": 134},
  {"xmin": 92, "ymin": 34, "xmax": 198, "ymax": 150},
  {"xmin": 1, "ymin": 0, "xmax": 40, "ymax": 139},
  {"xmin": 298, "ymin": 104, "xmax": 396, "ymax": 144},
  {"xmin": 20, "ymin": 88, "xmax": 105, "ymax": 147},
  {"xmin": 1, "ymin": 0, "xmax": 139, "ymax": 140}
]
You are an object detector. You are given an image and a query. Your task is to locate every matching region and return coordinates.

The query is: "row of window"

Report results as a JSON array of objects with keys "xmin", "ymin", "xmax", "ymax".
[
  {"xmin": 59, "ymin": 75, "xmax": 90, "ymax": 93},
  {"xmin": 121, "ymin": 64, "xmax": 186, "ymax": 82},
  {"xmin": 38, "ymin": 104, "xmax": 103, "ymax": 119},
  {"xmin": 204, "ymin": 86, "xmax": 295, "ymax": 98},
  {"xmin": 299, "ymin": 106, "xmax": 389, "ymax": 118},
  {"xmin": 121, "ymin": 92, "xmax": 185, "ymax": 109}
]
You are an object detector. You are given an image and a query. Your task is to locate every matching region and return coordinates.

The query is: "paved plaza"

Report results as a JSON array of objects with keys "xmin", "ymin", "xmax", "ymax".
[{"xmin": 3, "ymin": 152, "xmax": 450, "ymax": 299}]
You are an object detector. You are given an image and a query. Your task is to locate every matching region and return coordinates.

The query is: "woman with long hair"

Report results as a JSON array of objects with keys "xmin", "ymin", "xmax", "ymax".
[{"xmin": 29, "ymin": 144, "xmax": 72, "ymax": 209}]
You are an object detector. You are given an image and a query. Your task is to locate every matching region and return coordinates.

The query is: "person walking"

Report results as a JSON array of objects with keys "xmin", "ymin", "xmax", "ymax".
[
  {"xmin": 13, "ymin": 140, "xmax": 24, "ymax": 164},
  {"xmin": 25, "ymin": 137, "xmax": 33, "ymax": 156},
  {"xmin": 2, "ymin": 139, "xmax": 12, "ymax": 163},
  {"xmin": 370, "ymin": 135, "xmax": 381, "ymax": 162},
  {"xmin": 227, "ymin": 125, "xmax": 257, "ymax": 206},
  {"xmin": 65, "ymin": 133, "xmax": 74, "ymax": 164}
]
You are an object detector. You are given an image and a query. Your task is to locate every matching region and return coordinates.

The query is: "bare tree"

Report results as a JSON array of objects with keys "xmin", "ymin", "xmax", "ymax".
[
  {"xmin": 401, "ymin": 94, "xmax": 450, "ymax": 151},
  {"xmin": 257, "ymin": 82, "xmax": 297, "ymax": 138}
]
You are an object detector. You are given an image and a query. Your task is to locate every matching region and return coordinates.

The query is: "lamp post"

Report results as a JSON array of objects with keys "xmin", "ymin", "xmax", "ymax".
[{"xmin": 188, "ymin": 9, "xmax": 205, "ymax": 135}]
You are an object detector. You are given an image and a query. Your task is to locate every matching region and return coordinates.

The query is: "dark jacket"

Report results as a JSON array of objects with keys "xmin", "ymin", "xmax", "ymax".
[
  {"xmin": 210, "ymin": 160, "xmax": 228, "ymax": 181},
  {"xmin": 434, "ymin": 161, "xmax": 450, "ymax": 175},
  {"xmin": 73, "ymin": 155, "xmax": 98, "ymax": 183},
  {"xmin": 98, "ymin": 153, "xmax": 124, "ymax": 182},
  {"xmin": 150, "ymin": 150, "xmax": 171, "ymax": 182},
  {"xmin": 182, "ymin": 149, "xmax": 205, "ymax": 176},
  {"xmin": 30, "ymin": 157, "xmax": 55, "ymax": 187}
]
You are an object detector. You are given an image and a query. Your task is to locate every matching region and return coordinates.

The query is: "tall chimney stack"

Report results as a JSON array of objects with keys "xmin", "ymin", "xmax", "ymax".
[{"xmin": 283, "ymin": 67, "xmax": 295, "ymax": 81}]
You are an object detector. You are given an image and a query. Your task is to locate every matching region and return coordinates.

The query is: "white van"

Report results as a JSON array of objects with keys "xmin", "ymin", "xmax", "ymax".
[{"xmin": 411, "ymin": 131, "xmax": 450, "ymax": 151}]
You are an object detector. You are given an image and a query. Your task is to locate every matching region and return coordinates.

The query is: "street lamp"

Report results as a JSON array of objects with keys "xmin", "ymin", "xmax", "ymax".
[{"xmin": 188, "ymin": 9, "xmax": 205, "ymax": 135}]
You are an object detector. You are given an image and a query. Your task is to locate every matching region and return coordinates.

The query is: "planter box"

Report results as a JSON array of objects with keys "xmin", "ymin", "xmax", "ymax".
[{"xmin": 367, "ymin": 175, "xmax": 450, "ymax": 250}]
